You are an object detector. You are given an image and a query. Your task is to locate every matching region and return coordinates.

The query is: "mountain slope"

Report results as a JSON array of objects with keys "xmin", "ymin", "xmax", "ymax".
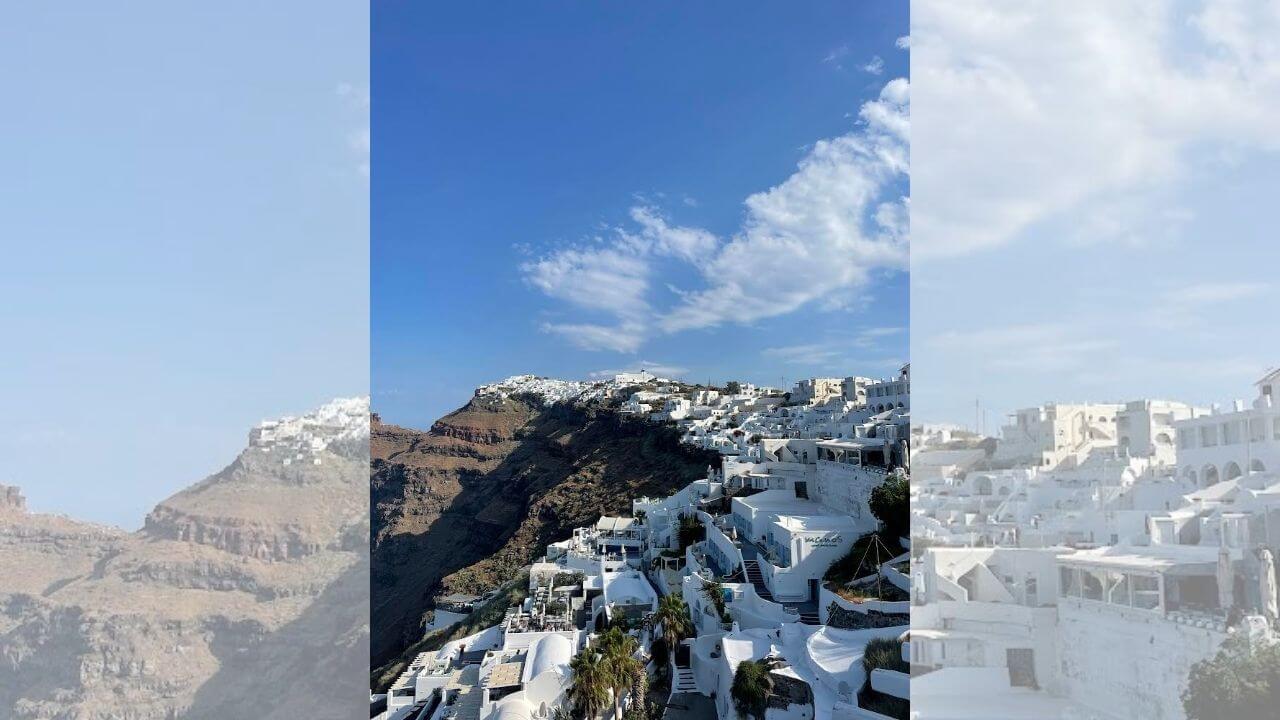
[
  {"xmin": 0, "ymin": 399, "xmax": 370, "ymax": 720},
  {"xmin": 370, "ymin": 393, "xmax": 719, "ymax": 676}
]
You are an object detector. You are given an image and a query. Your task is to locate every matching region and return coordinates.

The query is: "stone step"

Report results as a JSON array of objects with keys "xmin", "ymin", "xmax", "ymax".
[{"xmin": 672, "ymin": 668, "xmax": 698, "ymax": 692}]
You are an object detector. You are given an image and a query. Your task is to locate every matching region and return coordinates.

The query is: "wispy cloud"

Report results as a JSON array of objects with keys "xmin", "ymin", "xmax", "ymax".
[
  {"xmin": 823, "ymin": 45, "xmax": 850, "ymax": 67},
  {"xmin": 762, "ymin": 327, "xmax": 907, "ymax": 367},
  {"xmin": 862, "ymin": 55, "xmax": 885, "ymax": 75},
  {"xmin": 1144, "ymin": 280, "xmax": 1273, "ymax": 330},
  {"xmin": 336, "ymin": 82, "xmax": 370, "ymax": 178},
  {"xmin": 931, "ymin": 322, "xmax": 1119, "ymax": 374},
  {"xmin": 520, "ymin": 79, "xmax": 910, "ymax": 353},
  {"xmin": 1175, "ymin": 281, "xmax": 1270, "ymax": 304}
]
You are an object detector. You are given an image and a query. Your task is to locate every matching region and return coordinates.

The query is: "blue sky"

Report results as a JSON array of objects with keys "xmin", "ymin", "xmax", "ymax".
[
  {"xmin": 373, "ymin": 1, "xmax": 910, "ymax": 428},
  {"xmin": 0, "ymin": 2, "xmax": 368, "ymax": 528},
  {"xmin": 910, "ymin": 1, "xmax": 1280, "ymax": 430}
]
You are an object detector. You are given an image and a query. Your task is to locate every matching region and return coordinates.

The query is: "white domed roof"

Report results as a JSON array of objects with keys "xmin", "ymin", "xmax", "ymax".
[
  {"xmin": 492, "ymin": 697, "xmax": 534, "ymax": 720},
  {"xmin": 523, "ymin": 633, "xmax": 573, "ymax": 682}
]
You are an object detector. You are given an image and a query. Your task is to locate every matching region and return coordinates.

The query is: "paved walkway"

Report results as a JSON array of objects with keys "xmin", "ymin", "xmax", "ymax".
[{"xmin": 663, "ymin": 693, "xmax": 716, "ymax": 720}]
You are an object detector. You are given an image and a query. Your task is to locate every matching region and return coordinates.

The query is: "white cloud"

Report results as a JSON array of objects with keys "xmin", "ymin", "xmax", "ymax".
[
  {"xmin": 762, "ymin": 327, "xmax": 907, "ymax": 366},
  {"xmin": 523, "ymin": 247, "xmax": 650, "ymax": 316},
  {"xmin": 540, "ymin": 321, "xmax": 646, "ymax": 354},
  {"xmin": 930, "ymin": 322, "xmax": 1119, "ymax": 374},
  {"xmin": 912, "ymin": 0, "xmax": 1280, "ymax": 259},
  {"xmin": 855, "ymin": 326, "xmax": 905, "ymax": 344},
  {"xmin": 823, "ymin": 45, "xmax": 850, "ymax": 66},
  {"xmin": 520, "ymin": 79, "xmax": 910, "ymax": 352},
  {"xmin": 895, "ymin": 35, "xmax": 910, "ymax": 50},
  {"xmin": 862, "ymin": 55, "xmax": 885, "ymax": 75}
]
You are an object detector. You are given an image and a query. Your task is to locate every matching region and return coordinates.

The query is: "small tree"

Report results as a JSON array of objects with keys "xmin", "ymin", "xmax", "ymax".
[
  {"xmin": 869, "ymin": 475, "xmax": 909, "ymax": 540},
  {"xmin": 1182, "ymin": 634, "xmax": 1280, "ymax": 720},
  {"xmin": 677, "ymin": 515, "xmax": 705, "ymax": 551},
  {"xmin": 599, "ymin": 627, "xmax": 645, "ymax": 720},
  {"xmin": 731, "ymin": 657, "xmax": 780, "ymax": 720},
  {"xmin": 652, "ymin": 593, "xmax": 693, "ymax": 658},
  {"xmin": 725, "ymin": 380, "xmax": 742, "ymax": 394},
  {"xmin": 569, "ymin": 649, "xmax": 611, "ymax": 719}
]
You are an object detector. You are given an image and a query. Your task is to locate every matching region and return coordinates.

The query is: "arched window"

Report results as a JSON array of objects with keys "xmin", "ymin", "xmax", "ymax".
[
  {"xmin": 1224, "ymin": 462, "xmax": 1243, "ymax": 481},
  {"xmin": 1251, "ymin": 459, "xmax": 1267, "ymax": 473},
  {"xmin": 1203, "ymin": 465, "xmax": 1220, "ymax": 487}
]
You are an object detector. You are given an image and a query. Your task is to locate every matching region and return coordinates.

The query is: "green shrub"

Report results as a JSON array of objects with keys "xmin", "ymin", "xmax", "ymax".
[
  {"xmin": 1183, "ymin": 634, "xmax": 1280, "ymax": 720},
  {"xmin": 869, "ymin": 475, "xmax": 909, "ymax": 539}
]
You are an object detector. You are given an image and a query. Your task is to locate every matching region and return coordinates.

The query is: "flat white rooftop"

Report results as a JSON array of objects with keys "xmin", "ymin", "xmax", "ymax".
[
  {"xmin": 1060, "ymin": 544, "xmax": 1219, "ymax": 572},
  {"xmin": 734, "ymin": 489, "xmax": 842, "ymax": 516},
  {"xmin": 774, "ymin": 513, "xmax": 858, "ymax": 532}
]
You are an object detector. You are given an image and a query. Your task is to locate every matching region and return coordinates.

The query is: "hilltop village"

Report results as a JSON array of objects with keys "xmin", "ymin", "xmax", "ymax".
[
  {"xmin": 911, "ymin": 368, "xmax": 1280, "ymax": 719},
  {"xmin": 374, "ymin": 367, "xmax": 912, "ymax": 720}
]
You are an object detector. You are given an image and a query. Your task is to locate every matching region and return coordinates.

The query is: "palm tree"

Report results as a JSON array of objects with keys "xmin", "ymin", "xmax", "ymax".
[
  {"xmin": 652, "ymin": 593, "xmax": 693, "ymax": 659},
  {"xmin": 731, "ymin": 657, "xmax": 781, "ymax": 720},
  {"xmin": 598, "ymin": 627, "xmax": 645, "ymax": 720},
  {"xmin": 569, "ymin": 649, "xmax": 610, "ymax": 719}
]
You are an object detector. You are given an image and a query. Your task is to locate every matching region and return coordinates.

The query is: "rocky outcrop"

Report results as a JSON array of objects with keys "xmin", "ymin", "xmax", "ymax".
[
  {"xmin": 371, "ymin": 394, "xmax": 720, "ymax": 678},
  {"xmin": 0, "ymin": 398, "xmax": 370, "ymax": 720}
]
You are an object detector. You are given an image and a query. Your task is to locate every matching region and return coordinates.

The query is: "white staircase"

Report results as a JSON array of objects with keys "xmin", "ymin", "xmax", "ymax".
[
  {"xmin": 671, "ymin": 666, "xmax": 698, "ymax": 694},
  {"xmin": 743, "ymin": 560, "xmax": 773, "ymax": 601}
]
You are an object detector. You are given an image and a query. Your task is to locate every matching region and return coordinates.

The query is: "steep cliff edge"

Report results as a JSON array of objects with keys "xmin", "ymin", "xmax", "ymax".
[
  {"xmin": 370, "ymin": 392, "xmax": 719, "ymax": 678},
  {"xmin": 0, "ymin": 399, "xmax": 370, "ymax": 720}
]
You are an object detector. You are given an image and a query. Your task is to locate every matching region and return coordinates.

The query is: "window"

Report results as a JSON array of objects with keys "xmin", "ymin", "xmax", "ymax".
[
  {"xmin": 1251, "ymin": 418, "xmax": 1267, "ymax": 442},
  {"xmin": 1132, "ymin": 575, "xmax": 1160, "ymax": 610},
  {"xmin": 1059, "ymin": 567, "xmax": 1081, "ymax": 597},
  {"xmin": 1200, "ymin": 425, "xmax": 1218, "ymax": 447},
  {"xmin": 1223, "ymin": 421, "xmax": 1242, "ymax": 445},
  {"xmin": 794, "ymin": 481, "xmax": 808, "ymax": 500},
  {"xmin": 1082, "ymin": 570, "xmax": 1104, "ymax": 601}
]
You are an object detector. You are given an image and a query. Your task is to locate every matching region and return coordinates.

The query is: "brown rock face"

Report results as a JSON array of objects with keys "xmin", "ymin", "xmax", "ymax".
[
  {"xmin": 370, "ymin": 394, "xmax": 719, "ymax": 677},
  {"xmin": 0, "ymin": 401, "xmax": 370, "ymax": 720}
]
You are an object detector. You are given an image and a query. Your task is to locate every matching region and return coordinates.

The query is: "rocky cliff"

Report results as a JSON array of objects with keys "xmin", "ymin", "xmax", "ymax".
[
  {"xmin": 370, "ymin": 392, "xmax": 719, "ymax": 681},
  {"xmin": 0, "ymin": 399, "xmax": 370, "ymax": 720}
]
